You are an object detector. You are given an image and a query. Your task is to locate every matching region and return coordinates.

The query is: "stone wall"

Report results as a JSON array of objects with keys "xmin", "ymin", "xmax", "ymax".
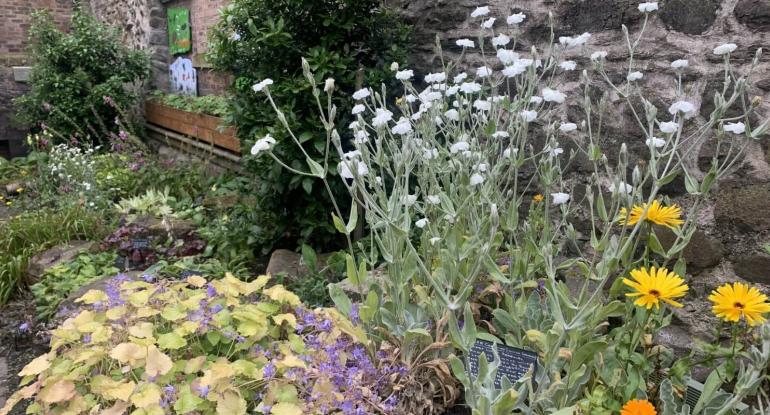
[
  {"xmin": 0, "ymin": 0, "xmax": 73, "ymax": 159},
  {"xmin": 387, "ymin": 0, "xmax": 770, "ymax": 354}
]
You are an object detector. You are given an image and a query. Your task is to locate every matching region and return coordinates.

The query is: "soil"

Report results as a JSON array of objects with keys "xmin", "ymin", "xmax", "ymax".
[{"xmin": 0, "ymin": 292, "xmax": 50, "ymax": 415}]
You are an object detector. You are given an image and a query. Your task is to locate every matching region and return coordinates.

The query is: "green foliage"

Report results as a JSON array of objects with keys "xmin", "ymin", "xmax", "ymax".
[
  {"xmin": 0, "ymin": 206, "xmax": 107, "ymax": 304},
  {"xmin": 149, "ymin": 92, "xmax": 230, "ymax": 118},
  {"xmin": 14, "ymin": 11, "xmax": 150, "ymax": 143},
  {"xmin": 208, "ymin": 0, "xmax": 411, "ymax": 250},
  {"xmin": 273, "ymin": 246, "xmax": 346, "ymax": 307},
  {"xmin": 31, "ymin": 252, "xmax": 119, "ymax": 321},
  {"xmin": 115, "ymin": 188, "xmax": 175, "ymax": 223}
]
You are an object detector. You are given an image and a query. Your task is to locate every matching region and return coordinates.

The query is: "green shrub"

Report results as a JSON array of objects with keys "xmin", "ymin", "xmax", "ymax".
[
  {"xmin": 31, "ymin": 252, "xmax": 119, "ymax": 321},
  {"xmin": 13, "ymin": 10, "xmax": 150, "ymax": 143},
  {"xmin": 207, "ymin": 0, "xmax": 411, "ymax": 251}
]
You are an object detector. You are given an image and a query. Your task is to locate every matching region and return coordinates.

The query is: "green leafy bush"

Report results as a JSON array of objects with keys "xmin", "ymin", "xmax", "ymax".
[
  {"xmin": 208, "ymin": 0, "xmax": 411, "ymax": 251},
  {"xmin": 31, "ymin": 252, "xmax": 119, "ymax": 321},
  {"xmin": 13, "ymin": 11, "xmax": 150, "ymax": 143}
]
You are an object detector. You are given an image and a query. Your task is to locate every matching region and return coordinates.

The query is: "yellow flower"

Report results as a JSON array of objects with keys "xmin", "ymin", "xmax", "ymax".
[
  {"xmin": 618, "ymin": 200, "xmax": 684, "ymax": 229},
  {"xmin": 5, "ymin": 201, "xmax": 11, "ymax": 206},
  {"xmin": 16, "ymin": 188, "xmax": 23, "ymax": 193},
  {"xmin": 621, "ymin": 399, "xmax": 657, "ymax": 415},
  {"xmin": 396, "ymin": 97, "xmax": 404, "ymax": 105},
  {"xmin": 623, "ymin": 266, "xmax": 688, "ymax": 309},
  {"xmin": 708, "ymin": 282, "xmax": 770, "ymax": 326},
  {"xmin": 533, "ymin": 194, "xmax": 544, "ymax": 203}
]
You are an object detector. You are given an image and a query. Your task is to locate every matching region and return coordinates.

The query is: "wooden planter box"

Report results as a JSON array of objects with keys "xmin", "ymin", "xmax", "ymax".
[{"xmin": 144, "ymin": 100, "xmax": 241, "ymax": 153}]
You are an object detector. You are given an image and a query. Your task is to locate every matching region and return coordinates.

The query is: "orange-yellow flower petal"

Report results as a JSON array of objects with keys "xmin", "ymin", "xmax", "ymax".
[
  {"xmin": 708, "ymin": 282, "xmax": 770, "ymax": 326},
  {"xmin": 623, "ymin": 266, "xmax": 688, "ymax": 310},
  {"xmin": 621, "ymin": 399, "xmax": 657, "ymax": 415},
  {"xmin": 618, "ymin": 200, "xmax": 683, "ymax": 229}
]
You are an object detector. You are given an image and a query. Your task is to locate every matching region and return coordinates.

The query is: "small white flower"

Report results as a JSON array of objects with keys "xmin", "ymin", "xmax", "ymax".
[
  {"xmin": 425, "ymin": 72, "xmax": 447, "ymax": 83},
  {"xmin": 473, "ymin": 100, "xmax": 492, "ymax": 111},
  {"xmin": 476, "ymin": 67, "xmax": 492, "ymax": 78},
  {"xmin": 668, "ymin": 100, "xmax": 695, "ymax": 115},
  {"xmin": 339, "ymin": 160, "xmax": 369, "ymax": 179},
  {"xmin": 559, "ymin": 122, "xmax": 578, "ymax": 132},
  {"xmin": 250, "ymin": 134, "xmax": 276, "ymax": 155},
  {"xmin": 445, "ymin": 85, "xmax": 459, "ymax": 96},
  {"xmin": 591, "ymin": 50, "xmax": 608, "ymax": 61},
  {"xmin": 503, "ymin": 148, "xmax": 518, "ymax": 158},
  {"xmin": 659, "ymin": 121, "xmax": 678, "ymax": 133},
  {"xmin": 646, "ymin": 136, "xmax": 666, "ymax": 148},
  {"xmin": 670, "ymin": 59, "xmax": 689, "ymax": 69},
  {"xmin": 520, "ymin": 110, "xmax": 538, "ymax": 122},
  {"xmin": 507, "ymin": 13, "xmax": 526, "ymax": 24},
  {"xmin": 230, "ymin": 32, "xmax": 241, "ymax": 41},
  {"xmin": 608, "ymin": 181, "xmax": 633, "ymax": 194},
  {"xmin": 638, "ymin": 2, "xmax": 658, "ymax": 13},
  {"xmin": 427, "ymin": 195, "xmax": 441, "ymax": 205},
  {"xmin": 713, "ymin": 43, "xmax": 737, "ymax": 55},
  {"xmin": 542, "ymin": 87, "xmax": 566, "ymax": 103},
  {"xmin": 354, "ymin": 130, "xmax": 369, "ymax": 144},
  {"xmin": 561, "ymin": 33, "xmax": 591, "ymax": 48},
  {"xmin": 471, "ymin": 6, "xmax": 490, "ymax": 18},
  {"xmin": 405, "ymin": 94, "xmax": 417, "ymax": 103},
  {"xmin": 434, "ymin": 116, "xmax": 444, "ymax": 126},
  {"xmin": 453, "ymin": 72, "xmax": 468, "ymax": 84},
  {"xmin": 352, "ymin": 104, "xmax": 365, "ymax": 115},
  {"xmin": 390, "ymin": 62, "xmax": 400, "ymax": 71},
  {"xmin": 411, "ymin": 111, "xmax": 424, "ymax": 121},
  {"xmin": 391, "ymin": 118, "xmax": 413, "ymax": 135},
  {"xmin": 724, "ymin": 122, "xmax": 746, "ymax": 134},
  {"xmin": 470, "ymin": 173, "xmax": 485, "ymax": 186},
  {"xmin": 343, "ymin": 150, "xmax": 362, "ymax": 160},
  {"xmin": 551, "ymin": 192, "xmax": 570, "ymax": 205},
  {"xmin": 497, "ymin": 49, "xmax": 519, "ymax": 65},
  {"xmin": 627, "ymin": 71, "xmax": 644, "ymax": 81},
  {"xmin": 502, "ymin": 63, "xmax": 527, "ymax": 77},
  {"xmin": 475, "ymin": 163, "xmax": 488, "ymax": 172},
  {"xmin": 481, "ymin": 17, "xmax": 496, "ymax": 29},
  {"xmin": 456, "ymin": 38, "xmax": 475, "ymax": 48},
  {"xmin": 423, "ymin": 148, "xmax": 439, "ymax": 159},
  {"xmin": 372, "ymin": 108, "xmax": 394, "ymax": 127},
  {"xmin": 430, "ymin": 237, "xmax": 441, "ymax": 245},
  {"xmin": 415, "ymin": 218, "xmax": 429, "ymax": 228},
  {"xmin": 492, "ymin": 34, "xmax": 511, "ymax": 47},
  {"xmin": 492, "ymin": 131, "xmax": 510, "ymax": 138},
  {"xmin": 547, "ymin": 146, "xmax": 564, "ymax": 157},
  {"xmin": 559, "ymin": 60, "xmax": 577, "ymax": 71},
  {"xmin": 450, "ymin": 141, "xmax": 470, "ymax": 153},
  {"xmin": 349, "ymin": 121, "xmax": 361, "ymax": 130},
  {"xmin": 460, "ymin": 82, "xmax": 482, "ymax": 94},
  {"xmin": 324, "ymin": 78, "xmax": 335, "ymax": 92},
  {"xmin": 396, "ymin": 69, "xmax": 414, "ymax": 80},
  {"xmin": 252, "ymin": 79, "xmax": 274, "ymax": 92},
  {"xmin": 353, "ymin": 88, "xmax": 370, "ymax": 100},
  {"xmin": 403, "ymin": 194, "xmax": 418, "ymax": 206},
  {"xmin": 445, "ymin": 109, "xmax": 460, "ymax": 121},
  {"xmin": 530, "ymin": 96, "xmax": 543, "ymax": 104}
]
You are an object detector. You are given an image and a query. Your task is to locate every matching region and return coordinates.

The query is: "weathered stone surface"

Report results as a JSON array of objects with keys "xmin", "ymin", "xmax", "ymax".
[
  {"xmin": 659, "ymin": 0, "xmax": 719, "ymax": 35},
  {"xmin": 656, "ymin": 227, "xmax": 724, "ymax": 269},
  {"xmin": 556, "ymin": 0, "xmax": 641, "ymax": 34},
  {"xmin": 734, "ymin": 0, "xmax": 770, "ymax": 31},
  {"xmin": 714, "ymin": 183, "xmax": 770, "ymax": 232},
  {"xmin": 265, "ymin": 249, "xmax": 333, "ymax": 281},
  {"xmin": 27, "ymin": 241, "xmax": 96, "ymax": 282},
  {"xmin": 734, "ymin": 253, "xmax": 770, "ymax": 284},
  {"xmin": 131, "ymin": 215, "xmax": 196, "ymax": 239}
]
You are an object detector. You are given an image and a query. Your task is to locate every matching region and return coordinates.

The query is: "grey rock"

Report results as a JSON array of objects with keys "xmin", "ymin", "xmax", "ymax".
[
  {"xmin": 130, "ymin": 215, "xmax": 196, "ymax": 240},
  {"xmin": 734, "ymin": 0, "xmax": 770, "ymax": 31},
  {"xmin": 556, "ymin": 0, "xmax": 641, "ymax": 34},
  {"xmin": 655, "ymin": 227, "xmax": 724, "ymax": 269},
  {"xmin": 714, "ymin": 183, "xmax": 770, "ymax": 232},
  {"xmin": 659, "ymin": 0, "xmax": 719, "ymax": 35},
  {"xmin": 734, "ymin": 253, "xmax": 770, "ymax": 284},
  {"xmin": 27, "ymin": 241, "xmax": 96, "ymax": 283},
  {"xmin": 265, "ymin": 249, "xmax": 334, "ymax": 282}
]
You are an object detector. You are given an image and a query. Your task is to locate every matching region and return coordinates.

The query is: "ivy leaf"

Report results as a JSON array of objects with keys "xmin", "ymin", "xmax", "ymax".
[
  {"xmin": 216, "ymin": 391, "xmax": 247, "ymax": 415},
  {"xmin": 271, "ymin": 402, "xmax": 303, "ymax": 415},
  {"xmin": 145, "ymin": 345, "xmax": 173, "ymax": 377},
  {"xmin": 131, "ymin": 383, "xmax": 161, "ymax": 408},
  {"xmin": 157, "ymin": 332, "xmax": 187, "ymax": 350}
]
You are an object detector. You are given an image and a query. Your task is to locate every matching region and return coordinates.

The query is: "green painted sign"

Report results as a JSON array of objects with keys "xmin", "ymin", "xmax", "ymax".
[{"xmin": 168, "ymin": 8, "xmax": 191, "ymax": 55}]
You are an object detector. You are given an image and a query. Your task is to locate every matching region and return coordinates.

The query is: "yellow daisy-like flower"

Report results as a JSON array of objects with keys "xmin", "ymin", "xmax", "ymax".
[
  {"xmin": 623, "ymin": 266, "xmax": 689, "ymax": 309},
  {"xmin": 618, "ymin": 200, "xmax": 684, "ymax": 229},
  {"xmin": 708, "ymin": 282, "xmax": 770, "ymax": 326},
  {"xmin": 533, "ymin": 194, "xmax": 544, "ymax": 203},
  {"xmin": 621, "ymin": 399, "xmax": 657, "ymax": 415}
]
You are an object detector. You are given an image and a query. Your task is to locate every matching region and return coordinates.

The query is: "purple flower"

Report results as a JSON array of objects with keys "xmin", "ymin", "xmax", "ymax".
[
  {"xmin": 142, "ymin": 274, "xmax": 155, "ymax": 283},
  {"xmin": 18, "ymin": 323, "xmax": 30, "ymax": 332},
  {"xmin": 193, "ymin": 384, "xmax": 209, "ymax": 398},
  {"xmin": 103, "ymin": 96, "xmax": 114, "ymax": 106},
  {"xmin": 206, "ymin": 284, "xmax": 217, "ymax": 298},
  {"xmin": 263, "ymin": 362, "xmax": 276, "ymax": 378},
  {"xmin": 82, "ymin": 334, "xmax": 92, "ymax": 344},
  {"xmin": 118, "ymin": 130, "xmax": 128, "ymax": 141},
  {"xmin": 211, "ymin": 304, "xmax": 224, "ymax": 314},
  {"xmin": 349, "ymin": 304, "xmax": 361, "ymax": 325}
]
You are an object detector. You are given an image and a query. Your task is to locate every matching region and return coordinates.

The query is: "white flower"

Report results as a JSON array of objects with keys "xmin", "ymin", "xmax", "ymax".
[
  {"xmin": 456, "ymin": 38, "xmax": 475, "ymax": 48},
  {"xmin": 415, "ymin": 218, "xmax": 429, "ymax": 228},
  {"xmin": 608, "ymin": 181, "xmax": 633, "ymax": 194},
  {"xmin": 497, "ymin": 49, "xmax": 519, "ymax": 65},
  {"xmin": 471, "ymin": 6, "xmax": 490, "ymax": 18},
  {"xmin": 659, "ymin": 121, "xmax": 678, "ymax": 133},
  {"xmin": 559, "ymin": 60, "xmax": 577, "ymax": 71},
  {"xmin": 252, "ymin": 79, "xmax": 274, "ymax": 92},
  {"xmin": 507, "ymin": 12, "xmax": 526, "ymax": 24},
  {"xmin": 250, "ymin": 134, "xmax": 276, "ymax": 155},
  {"xmin": 627, "ymin": 71, "xmax": 644, "ymax": 81},
  {"xmin": 402, "ymin": 194, "xmax": 418, "ymax": 206},
  {"xmin": 427, "ymin": 195, "xmax": 441, "ymax": 205},
  {"xmin": 445, "ymin": 109, "xmax": 460, "ymax": 121},
  {"xmin": 353, "ymin": 88, "xmax": 370, "ymax": 100},
  {"xmin": 339, "ymin": 160, "xmax": 369, "ymax": 179},
  {"xmin": 354, "ymin": 130, "xmax": 369, "ymax": 144},
  {"xmin": 638, "ymin": 2, "xmax": 658, "ymax": 12},
  {"xmin": 450, "ymin": 141, "xmax": 470, "ymax": 154},
  {"xmin": 423, "ymin": 148, "xmax": 439, "ymax": 159},
  {"xmin": 530, "ymin": 96, "xmax": 543, "ymax": 104},
  {"xmin": 453, "ymin": 72, "xmax": 468, "ymax": 84},
  {"xmin": 591, "ymin": 50, "xmax": 608, "ymax": 61},
  {"xmin": 724, "ymin": 122, "xmax": 746, "ymax": 134},
  {"xmin": 502, "ymin": 63, "xmax": 526, "ymax": 78},
  {"xmin": 425, "ymin": 72, "xmax": 447, "ymax": 83},
  {"xmin": 492, "ymin": 34, "xmax": 511, "ymax": 47},
  {"xmin": 503, "ymin": 148, "xmax": 518, "ymax": 158},
  {"xmin": 470, "ymin": 173, "xmax": 485, "ymax": 186},
  {"xmin": 475, "ymin": 163, "xmax": 488, "ymax": 172},
  {"xmin": 445, "ymin": 85, "xmax": 459, "ymax": 96},
  {"xmin": 559, "ymin": 122, "xmax": 578, "ymax": 132},
  {"xmin": 352, "ymin": 104, "xmax": 365, "ymax": 115},
  {"xmin": 561, "ymin": 32, "xmax": 591, "ymax": 48},
  {"xmin": 551, "ymin": 192, "xmax": 570, "ymax": 205},
  {"xmin": 396, "ymin": 69, "xmax": 414, "ymax": 80},
  {"xmin": 542, "ymin": 87, "xmax": 566, "ymax": 103},
  {"xmin": 324, "ymin": 78, "xmax": 335, "ymax": 92},
  {"xmin": 391, "ymin": 118, "xmax": 413, "ymax": 135},
  {"xmin": 481, "ymin": 17, "xmax": 496, "ymax": 29},
  {"xmin": 520, "ymin": 110, "xmax": 538, "ymax": 122},
  {"xmin": 230, "ymin": 32, "xmax": 241, "ymax": 41},
  {"xmin": 492, "ymin": 131, "xmax": 510, "ymax": 138},
  {"xmin": 670, "ymin": 59, "xmax": 689, "ymax": 69},
  {"xmin": 473, "ymin": 100, "xmax": 491, "ymax": 111},
  {"xmin": 460, "ymin": 82, "xmax": 482, "ymax": 94},
  {"xmin": 547, "ymin": 146, "xmax": 564, "ymax": 157},
  {"xmin": 476, "ymin": 66, "xmax": 493, "ymax": 78},
  {"xmin": 343, "ymin": 150, "xmax": 361, "ymax": 160},
  {"xmin": 646, "ymin": 136, "xmax": 666, "ymax": 147},
  {"xmin": 349, "ymin": 121, "xmax": 360, "ymax": 130},
  {"xmin": 668, "ymin": 100, "xmax": 695, "ymax": 115},
  {"xmin": 405, "ymin": 94, "xmax": 417, "ymax": 103},
  {"xmin": 430, "ymin": 237, "xmax": 441, "ymax": 245},
  {"xmin": 411, "ymin": 111, "xmax": 424, "ymax": 121},
  {"xmin": 390, "ymin": 62, "xmax": 400, "ymax": 71},
  {"xmin": 372, "ymin": 108, "xmax": 393, "ymax": 127},
  {"xmin": 713, "ymin": 43, "xmax": 737, "ymax": 55},
  {"xmin": 434, "ymin": 116, "xmax": 444, "ymax": 126}
]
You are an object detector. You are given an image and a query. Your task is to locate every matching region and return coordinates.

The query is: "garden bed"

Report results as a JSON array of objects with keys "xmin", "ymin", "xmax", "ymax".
[{"xmin": 144, "ymin": 99, "xmax": 240, "ymax": 154}]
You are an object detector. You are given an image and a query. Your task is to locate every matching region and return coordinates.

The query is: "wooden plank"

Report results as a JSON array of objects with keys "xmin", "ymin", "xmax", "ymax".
[{"xmin": 144, "ymin": 100, "xmax": 241, "ymax": 153}]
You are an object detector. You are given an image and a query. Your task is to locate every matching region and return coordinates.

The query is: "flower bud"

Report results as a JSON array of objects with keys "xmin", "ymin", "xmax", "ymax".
[
  {"xmin": 324, "ymin": 78, "xmax": 335, "ymax": 93},
  {"xmin": 632, "ymin": 165, "xmax": 642, "ymax": 185},
  {"xmin": 390, "ymin": 62, "xmax": 399, "ymax": 72},
  {"xmin": 752, "ymin": 96, "xmax": 762, "ymax": 108}
]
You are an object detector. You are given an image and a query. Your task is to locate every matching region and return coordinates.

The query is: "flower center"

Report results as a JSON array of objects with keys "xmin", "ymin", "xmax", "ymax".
[
  {"xmin": 733, "ymin": 302, "xmax": 744, "ymax": 310},
  {"xmin": 649, "ymin": 289, "xmax": 661, "ymax": 298}
]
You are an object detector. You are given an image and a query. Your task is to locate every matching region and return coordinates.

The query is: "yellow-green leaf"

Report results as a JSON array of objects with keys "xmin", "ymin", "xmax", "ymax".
[
  {"xmin": 145, "ymin": 345, "xmax": 173, "ymax": 377},
  {"xmin": 271, "ymin": 402, "xmax": 303, "ymax": 415},
  {"xmin": 272, "ymin": 314, "xmax": 297, "ymax": 328},
  {"xmin": 76, "ymin": 289, "xmax": 108, "ymax": 304},
  {"xmin": 157, "ymin": 332, "xmax": 187, "ymax": 350},
  {"xmin": 18, "ymin": 355, "xmax": 50, "ymax": 377},
  {"xmin": 131, "ymin": 383, "xmax": 162, "ymax": 408},
  {"xmin": 110, "ymin": 343, "xmax": 146, "ymax": 364},
  {"xmin": 263, "ymin": 285, "xmax": 301, "ymax": 307},
  {"xmin": 216, "ymin": 391, "xmax": 247, "ymax": 415},
  {"xmin": 38, "ymin": 380, "xmax": 76, "ymax": 403}
]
